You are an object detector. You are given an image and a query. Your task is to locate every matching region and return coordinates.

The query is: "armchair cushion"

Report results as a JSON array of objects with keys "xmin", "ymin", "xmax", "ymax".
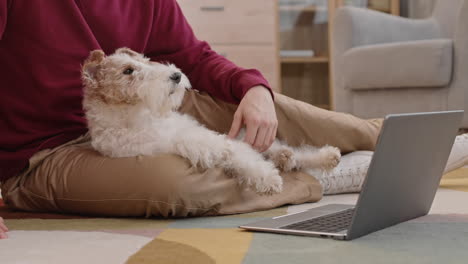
[{"xmin": 342, "ymin": 39, "xmax": 453, "ymax": 90}]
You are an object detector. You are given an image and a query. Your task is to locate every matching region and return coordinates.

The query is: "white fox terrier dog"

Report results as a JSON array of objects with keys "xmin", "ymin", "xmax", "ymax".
[{"xmin": 81, "ymin": 48, "xmax": 341, "ymax": 195}]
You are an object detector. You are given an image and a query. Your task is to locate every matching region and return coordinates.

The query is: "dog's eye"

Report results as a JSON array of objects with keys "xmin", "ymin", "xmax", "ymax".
[{"xmin": 123, "ymin": 68, "xmax": 134, "ymax": 75}]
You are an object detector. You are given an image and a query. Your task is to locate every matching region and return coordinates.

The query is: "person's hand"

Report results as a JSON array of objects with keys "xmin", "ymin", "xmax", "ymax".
[
  {"xmin": 0, "ymin": 217, "xmax": 8, "ymax": 239},
  {"xmin": 228, "ymin": 86, "xmax": 278, "ymax": 152}
]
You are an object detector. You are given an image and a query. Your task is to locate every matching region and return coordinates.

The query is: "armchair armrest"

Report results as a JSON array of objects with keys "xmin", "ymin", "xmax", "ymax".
[
  {"xmin": 448, "ymin": 1, "xmax": 468, "ymax": 122},
  {"xmin": 332, "ymin": 7, "xmax": 441, "ymax": 56}
]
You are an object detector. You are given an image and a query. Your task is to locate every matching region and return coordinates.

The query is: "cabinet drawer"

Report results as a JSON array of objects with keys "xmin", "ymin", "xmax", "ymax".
[
  {"xmin": 177, "ymin": 0, "xmax": 276, "ymax": 45},
  {"xmin": 211, "ymin": 44, "xmax": 279, "ymax": 91}
]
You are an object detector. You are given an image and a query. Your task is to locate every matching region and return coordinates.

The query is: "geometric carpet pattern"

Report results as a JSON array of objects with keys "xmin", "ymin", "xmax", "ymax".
[{"xmin": 1, "ymin": 168, "xmax": 468, "ymax": 264}]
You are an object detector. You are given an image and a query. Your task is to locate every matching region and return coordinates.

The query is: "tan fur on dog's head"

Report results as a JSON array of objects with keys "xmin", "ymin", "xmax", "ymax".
[{"xmin": 82, "ymin": 47, "xmax": 191, "ymax": 116}]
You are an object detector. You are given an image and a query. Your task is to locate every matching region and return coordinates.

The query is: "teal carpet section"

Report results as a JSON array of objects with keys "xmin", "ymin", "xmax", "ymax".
[
  {"xmin": 243, "ymin": 223, "xmax": 468, "ymax": 264},
  {"xmin": 168, "ymin": 216, "xmax": 269, "ymax": 229}
]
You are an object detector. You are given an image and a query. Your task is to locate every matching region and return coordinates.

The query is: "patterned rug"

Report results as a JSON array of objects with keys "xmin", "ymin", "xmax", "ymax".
[{"xmin": 1, "ymin": 169, "xmax": 468, "ymax": 264}]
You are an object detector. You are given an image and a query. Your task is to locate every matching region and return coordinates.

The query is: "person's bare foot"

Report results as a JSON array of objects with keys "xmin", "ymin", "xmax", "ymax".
[{"xmin": 0, "ymin": 217, "xmax": 9, "ymax": 239}]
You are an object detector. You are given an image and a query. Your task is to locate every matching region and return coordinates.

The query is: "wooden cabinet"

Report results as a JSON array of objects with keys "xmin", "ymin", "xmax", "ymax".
[{"xmin": 177, "ymin": 0, "xmax": 281, "ymax": 92}]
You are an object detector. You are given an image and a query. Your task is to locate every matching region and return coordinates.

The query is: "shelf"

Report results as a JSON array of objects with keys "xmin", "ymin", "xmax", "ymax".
[
  {"xmin": 369, "ymin": 6, "xmax": 392, "ymax": 13},
  {"xmin": 281, "ymin": 56, "xmax": 329, "ymax": 64},
  {"xmin": 317, "ymin": 104, "xmax": 331, "ymax": 110},
  {"xmin": 279, "ymin": 4, "xmax": 327, "ymax": 12},
  {"xmin": 279, "ymin": 3, "xmax": 392, "ymax": 14}
]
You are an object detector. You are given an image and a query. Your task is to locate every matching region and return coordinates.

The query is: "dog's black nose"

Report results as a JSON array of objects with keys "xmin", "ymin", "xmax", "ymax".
[{"xmin": 170, "ymin": 72, "xmax": 182, "ymax": 84}]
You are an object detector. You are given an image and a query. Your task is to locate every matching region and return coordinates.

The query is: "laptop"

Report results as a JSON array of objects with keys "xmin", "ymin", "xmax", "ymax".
[{"xmin": 240, "ymin": 111, "xmax": 464, "ymax": 240}]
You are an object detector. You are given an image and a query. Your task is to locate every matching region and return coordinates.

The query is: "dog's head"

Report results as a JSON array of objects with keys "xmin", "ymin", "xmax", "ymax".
[{"xmin": 82, "ymin": 48, "xmax": 191, "ymax": 115}]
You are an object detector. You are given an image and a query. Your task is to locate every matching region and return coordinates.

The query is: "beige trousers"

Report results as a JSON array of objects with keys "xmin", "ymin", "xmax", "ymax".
[{"xmin": 1, "ymin": 91, "xmax": 382, "ymax": 217}]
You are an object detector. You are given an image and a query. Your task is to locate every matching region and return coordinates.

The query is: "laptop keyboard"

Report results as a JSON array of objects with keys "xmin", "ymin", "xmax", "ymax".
[{"xmin": 280, "ymin": 208, "xmax": 355, "ymax": 233}]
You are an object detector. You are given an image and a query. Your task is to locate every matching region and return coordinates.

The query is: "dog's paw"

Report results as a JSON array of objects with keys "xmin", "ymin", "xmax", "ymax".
[
  {"xmin": 319, "ymin": 146, "xmax": 341, "ymax": 171},
  {"xmin": 270, "ymin": 148, "xmax": 297, "ymax": 172},
  {"xmin": 258, "ymin": 173, "xmax": 284, "ymax": 195},
  {"xmin": 250, "ymin": 166, "xmax": 283, "ymax": 195}
]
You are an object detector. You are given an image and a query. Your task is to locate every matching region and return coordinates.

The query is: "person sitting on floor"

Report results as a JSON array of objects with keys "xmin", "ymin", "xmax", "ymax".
[{"xmin": 1, "ymin": 0, "xmax": 468, "ymax": 240}]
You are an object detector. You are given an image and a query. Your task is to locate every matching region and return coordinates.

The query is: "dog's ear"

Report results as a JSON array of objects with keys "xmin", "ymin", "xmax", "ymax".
[
  {"xmin": 82, "ymin": 50, "xmax": 105, "ymax": 87},
  {"xmin": 85, "ymin": 50, "xmax": 105, "ymax": 65},
  {"xmin": 116, "ymin": 47, "xmax": 140, "ymax": 57}
]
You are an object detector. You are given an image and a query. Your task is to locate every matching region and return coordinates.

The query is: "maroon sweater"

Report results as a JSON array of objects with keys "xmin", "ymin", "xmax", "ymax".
[{"xmin": 0, "ymin": 0, "xmax": 271, "ymax": 181}]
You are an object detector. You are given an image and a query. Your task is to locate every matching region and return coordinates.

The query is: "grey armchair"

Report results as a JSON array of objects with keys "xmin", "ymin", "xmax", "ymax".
[{"xmin": 331, "ymin": 0, "xmax": 468, "ymax": 126}]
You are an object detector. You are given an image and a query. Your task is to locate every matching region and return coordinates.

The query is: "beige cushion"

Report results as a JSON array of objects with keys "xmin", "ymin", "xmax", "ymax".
[{"xmin": 342, "ymin": 39, "xmax": 453, "ymax": 90}]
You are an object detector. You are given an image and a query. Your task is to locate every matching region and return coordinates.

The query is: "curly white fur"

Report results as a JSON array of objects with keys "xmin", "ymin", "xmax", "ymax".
[{"xmin": 81, "ymin": 48, "xmax": 341, "ymax": 195}]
